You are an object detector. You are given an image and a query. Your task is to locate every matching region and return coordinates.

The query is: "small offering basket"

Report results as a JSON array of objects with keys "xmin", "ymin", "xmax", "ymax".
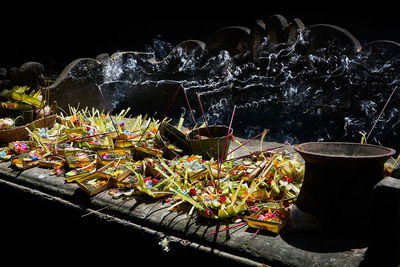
[
  {"xmin": 64, "ymin": 149, "xmax": 96, "ymax": 169},
  {"xmin": 97, "ymin": 148, "xmax": 131, "ymax": 166},
  {"xmin": 9, "ymin": 141, "xmax": 37, "ymax": 154},
  {"xmin": 246, "ymin": 207, "xmax": 290, "ymax": 234},
  {"xmin": 11, "ymin": 155, "xmax": 41, "ymax": 169},
  {"xmin": 131, "ymin": 145, "xmax": 163, "ymax": 159},
  {"xmin": 65, "ymin": 128, "xmax": 91, "ymax": 142},
  {"xmin": 114, "ymin": 132, "xmax": 140, "ymax": 149},
  {"xmin": 64, "ymin": 163, "xmax": 97, "ymax": 183},
  {"xmin": 76, "ymin": 172, "xmax": 113, "ymax": 196},
  {"xmin": 100, "ymin": 161, "xmax": 135, "ymax": 182},
  {"xmin": 113, "ymin": 175, "xmax": 137, "ymax": 189},
  {"xmin": 39, "ymin": 156, "xmax": 66, "ymax": 169}
]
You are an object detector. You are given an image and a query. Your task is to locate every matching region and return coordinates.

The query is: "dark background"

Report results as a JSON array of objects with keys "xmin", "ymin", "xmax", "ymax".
[{"xmin": 1, "ymin": 2, "xmax": 400, "ymax": 74}]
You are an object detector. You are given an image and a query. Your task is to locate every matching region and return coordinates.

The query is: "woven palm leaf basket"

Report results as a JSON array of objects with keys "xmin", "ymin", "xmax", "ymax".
[{"xmin": 0, "ymin": 114, "xmax": 59, "ymax": 144}]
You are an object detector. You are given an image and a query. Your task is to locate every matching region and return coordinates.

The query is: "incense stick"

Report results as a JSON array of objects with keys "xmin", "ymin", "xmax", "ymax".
[
  {"xmin": 196, "ymin": 93, "xmax": 212, "ymax": 139},
  {"xmin": 137, "ymin": 118, "xmax": 152, "ymax": 144},
  {"xmin": 252, "ymin": 228, "xmax": 260, "ymax": 238},
  {"xmin": 206, "ymin": 222, "xmax": 248, "ymax": 236},
  {"xmin": 182, "ymin": 84, "xmax": 197, "ymax": 127},
  {"xmin": 225, "ymin": 129, "xmax": 267, "ymax": 158},
  {"xmin": 96, "ymin": 84, "xmax": 120, "ymax": 138},
  {"xmin": 154, "ymin": 84, "xmax": 182, "ymax": 139},
  {"xmin": 366, "ymin": 85, "xmax": 398, "ymax": 142},
  {"xmin": 162, "ymin": 84, "xmax": 182, "ymax": 120},
  {"xmin": 114, "ymin": 132, "xmax": 141, "ymax": 144},
  {"xmin": 220, "ymin": 105, "xmax": 236, "ymax": 161},
  {"xmin": 216, "ymin": 105, "xmax": 236, "ymax": 189},
  {"xmin": 196, "ymin": 93, "xmax": 214, "ymax": 180}
]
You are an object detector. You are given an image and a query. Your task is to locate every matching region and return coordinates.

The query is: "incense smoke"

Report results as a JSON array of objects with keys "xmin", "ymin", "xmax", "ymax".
[{"xmin": 74, "ymin": 29, "xmax": 400, "ymax": 151}]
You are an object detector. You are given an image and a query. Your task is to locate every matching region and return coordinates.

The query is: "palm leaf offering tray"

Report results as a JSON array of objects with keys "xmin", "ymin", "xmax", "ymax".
[
  {"xmin": 64, "ymin": 163, "xmax": 97, "ymax": 183},
  {"xmin": 47, "ymin": 142, "xmax": 73, "ymax": 156},
  {"xmin": 113, "ymin": 174, "xmax": 138, "ymax": 189},
  {"xmin": 114, "ymin": 138, "xmax": 135, "ymax": 149},
  {"xmin": 9, "ymin": 141, "xmax": 43, "ymax": 169},
  {"xmin": 114, "ymin": 131, "xmax": 146, "ymax": 148},
  {"xmin": 0, "ymin": 104, "xmax": 341, "ymax": 236},
  {"xmin": 0, "ymin": 147, "xmax": 14, "ymax": 162},
  {"xmin": 11, "ymin": 150, "xmax": 44, "ymax": 169},
  {"xmin": 97, "ymin": 148, "xmax": 131, "ymax": 166},
  {"xmin": 9, "ymin": 141, "xmax": 37, "ymax": 154},
  {"xmin": 39, "ymin": 155, "xmax": 66, "ymax": 169},
  {"xmin": 0, "ymin": 86, "xmax": 43, "ymax": 110},
  {"xmin": 246, "ymin": 207, "xmax": 290, "ymax": 234},
  {"xmin": 129, "ymin": 158, "xmax": 174, "ymax": 198},
  {"xmin": 100, "ymin": 161, "xmax": 139, "ymax": 182},
  {"xmin": 65, "ymin": 128, "xmax": 91, "ymax": 142},
  {"xmin": 76, "ymin": 172, "xmax": 113, "ymax": 196},
  {"xmin": 64, "ymin": 149, "xmax": 97, "ymax": 168},
  {"xmin": 134, "ymin": 170, "xmax": 174, "ymax": 198},
  {"xmin": 131, "ymin": 145, "xmax": 163, "ymax": 159}
]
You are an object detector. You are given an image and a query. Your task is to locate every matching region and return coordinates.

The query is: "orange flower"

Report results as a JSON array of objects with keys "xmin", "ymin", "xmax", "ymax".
[
  {"xmin": 150, "ymin": 127, "xmax": 158, "ymax": 134},
  {"xmin": 98, "ymin": 180, "xmax": 107, "ymax": 186},
  {"xmin": 186, "ymin": 155, "xmax": 198, "ymax": 162}
]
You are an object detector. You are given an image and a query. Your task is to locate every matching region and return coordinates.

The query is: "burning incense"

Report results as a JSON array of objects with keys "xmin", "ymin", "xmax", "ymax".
[
  {"xmin": 96, "ymin": 84, "xmax": 120, "ymax": 138},
  {"xmin": 162, "ymin": 84, "xmax": 182, "ymax": 120},
  {"xmin": 114, "ymin": 132, "xmax": 141, "ymax": 144},
  {"xmin": 220, "ymin": 105, "xmax": 236, "ymax": 161},
  {"xmin": 196, "ymin": 93, "xmax": 212, "ymax": 139},
  {"xmin": 225, "ymin": 129, "xmax": 268, "ymax": 158},
  {"xmin": 182, "ymin": 84, "xmax": 197, "ymax": 127},
  {"xmin": 216, "ymin": 105, "xmax": 236, "ymax": 188},
  {"xmin": 366, "ymin": 85, "xmax": 398, "ymax": 142},
  {"xmin": 196, "ymin": 93, "xmax": 214, "ymax": 171}
]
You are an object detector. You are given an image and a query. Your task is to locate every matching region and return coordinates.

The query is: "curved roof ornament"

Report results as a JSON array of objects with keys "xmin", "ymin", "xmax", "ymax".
[
  {"xmin": 359, "ymin": 40, "xmax": 400, "ymax": 59},
  {"xmin": 304, "ymin": 24, "xmax": 362, "ymax": 54},
  {"xmin": 206, "ymin": 26, "xmax": 251, "ymax": 56}
]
